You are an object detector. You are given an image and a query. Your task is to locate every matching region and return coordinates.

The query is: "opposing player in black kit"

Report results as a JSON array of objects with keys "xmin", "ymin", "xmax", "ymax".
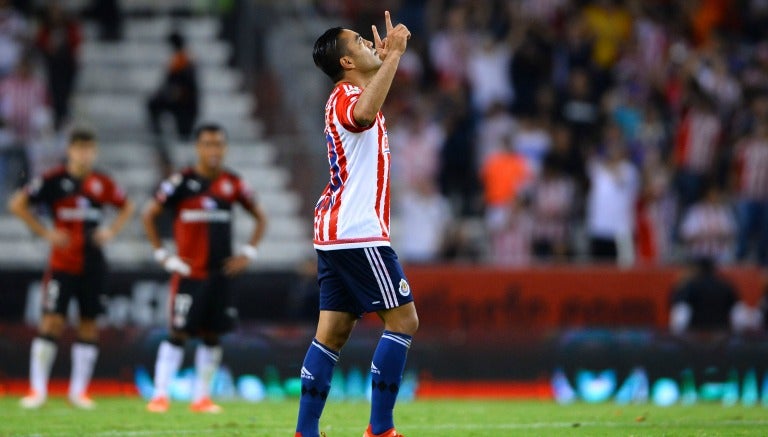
[{"xmin": 142, "ymin": 123, "xmax": 267, "ymax": 413}]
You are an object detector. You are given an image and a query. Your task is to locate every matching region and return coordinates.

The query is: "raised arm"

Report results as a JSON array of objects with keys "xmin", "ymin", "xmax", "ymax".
[{"xmin": 352, "ymin": 11, "xmax": 411, "ymax": 126}]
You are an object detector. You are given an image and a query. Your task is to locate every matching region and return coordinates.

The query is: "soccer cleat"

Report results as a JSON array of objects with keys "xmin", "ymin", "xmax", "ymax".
[
  {"xmin": 363, "ymin": 425, "xmax": 403, "ymax": 437},
  {"xmin": 146, "ymin": 396, "xmax": 170, "ymax": 413},
  {"xmin": 19, "ymin": 391, "xmax": 46, "ymax": 409},
  {"xmin": 189, "ymin": 397, "xmax": 222, "ymax": 413},
  {"xmin": 69, "ymin": 394, "xmax": 96, "ymax": 410}
]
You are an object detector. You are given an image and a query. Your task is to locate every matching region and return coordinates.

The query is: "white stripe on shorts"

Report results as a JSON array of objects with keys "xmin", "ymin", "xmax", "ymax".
[{"xmin": 364, "ymin": 247, "xmax": 397, "ymax": 309}]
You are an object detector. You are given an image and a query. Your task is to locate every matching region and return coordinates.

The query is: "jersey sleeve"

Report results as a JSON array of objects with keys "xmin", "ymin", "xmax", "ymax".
[
  {"xmin": 106, "ymin": 176, "xmax": 128, "ymax": 207},
  {"xmin": 235, "ymin": 177, "xmax": 257, "ymax": 210},
  {"xmin": 25, "ymin": 175, "xmax": 54, "ymax": 206},
  {"xmin": 334, "ymin": 85, "xmax": 375, "ymax": 132},
  {"xmin": 154, "ymin": 172, "xmax": 184, "ymax": 207}
]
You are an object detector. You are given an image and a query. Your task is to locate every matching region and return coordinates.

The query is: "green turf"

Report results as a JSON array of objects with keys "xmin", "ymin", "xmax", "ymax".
[{"xmin": 1, "ymin": 397, "xmax": 768, "ymax": 436}]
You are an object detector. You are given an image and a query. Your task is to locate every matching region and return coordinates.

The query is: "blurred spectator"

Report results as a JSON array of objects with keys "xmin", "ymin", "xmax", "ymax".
[
  {"xmin": 86, "ymin": 0, "xmax": 122, "ymax": 41},
  {"xmin": 731, "ymin": 121, "xmax": 768, "ymax": 265},
  {"xmin": 546, "ymin": 124, "xmax": 587, "ymax": 191},
  {"xmin": 679, "ymin": 183, "xmax": 737, "ymax": 264},
  {"xmin": 582, "ymin": 0, "xmax": 633, "ymax": 71},
  {"xmin": 585, "ymin": 125, "xmax": 640, "ymax": 264},
  {"xmin": 0, "ymin": 53, "xmax": 50, "ymax": 144},
  {"xmin": 437, "ymin": 89, "xmax": 478, "ymax": 216},
  {"xmin": 512, "ymin": 112, "xmax": 551, "ymax": 174},
  {"xmin": 35, "ymin": 3, "xmax": 81, "ymax": 129},
  {"xmin": 428, "ymin": 5, "xmax": 475, "ymax": 90},
  {"xmin": 636, "ymin": 163, "xmax": 677, "ymax": 264},
  {"xmin": 480, "ymin": 136, "xmax": 532, "ymax": 231},
  {"xmin": 529, "ymin": 154, "xmax": 577, "ymax": 261},
  {"xmin": 672, "ymin": 94, "xmax": 722, "ymax": 209},
  {"xmin": 488, "ymin": 198, "xmax": 533, "ymax": 267},
  {"xmin": 555, "ymin": 68, "xmax": 600, "ymax": 150},
  {"xmin": 147, "ymin": 31, "xmax": 199, "ymax": 141},
  {"xmin": 389, "ymin": 107, "xmax": 444, "ymax": 194},
  {"xmin": 0, "ymin": 0, "xmax": 27, "ymax": 78},
  {"xmin": 467, "ymin": 33, "xmax": 512, "ymax": 115},
  {"xmin": 692, "ymin": 53, "xmax": 741, "ymax": 113},
  {"xmin": 669, "ymin": 257, "xmax": 756, "ymax": 334},
  {"xmin": 394, "ymin": 179, "xmax": 452, "ymax": 264},
  {"xmin": 476, "ymin": 101, "xmax": 516, "ymax": 169},
  {"xmin": 509, "ymin": 27, "xmax": 552, "ymax": 116},
  {"xmin": 0, "ymin": 53, "xmax": 51, "ymax": 194}
]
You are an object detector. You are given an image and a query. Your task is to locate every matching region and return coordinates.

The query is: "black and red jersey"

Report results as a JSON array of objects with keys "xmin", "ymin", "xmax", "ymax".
[
  {"xmin": 155, "ymin": 167, "xmax": 256, "ymax": 278},
  {"xmin": 25, "ymin": 165, "xmax": 128, "ymax": 274}
]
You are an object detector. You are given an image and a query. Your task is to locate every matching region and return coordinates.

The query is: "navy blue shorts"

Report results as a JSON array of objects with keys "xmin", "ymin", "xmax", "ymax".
[{"xmin": 317, "ymin": 246, "xmax": 414, "ymax": 317}]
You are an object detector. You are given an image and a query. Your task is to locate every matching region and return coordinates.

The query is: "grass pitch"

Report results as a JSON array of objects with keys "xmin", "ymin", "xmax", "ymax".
[{"xmin": 1, "ymin": 397, "xmax": 768, "ymax": 436}]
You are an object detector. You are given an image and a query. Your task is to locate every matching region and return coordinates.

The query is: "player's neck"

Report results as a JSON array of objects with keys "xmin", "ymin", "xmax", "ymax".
[
  {"xmin": 195, "ymin": 163, "xmax": 221, "ymax": 180},
  {"xmin": 339, "ymin": 70, "xmax": 374, "ymax": 89},
  {"xmin": 66, "ymin": 163, "xmax": 90, "ymax": 179}
]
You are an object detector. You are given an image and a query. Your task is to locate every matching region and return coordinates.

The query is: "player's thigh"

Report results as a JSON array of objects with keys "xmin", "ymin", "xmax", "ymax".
[
  {"xmin": 76, "ymin": 264, "xmax": 107, "ymax": 320},
  {"xmin": 317, "ymin": 250, "xmax": 365, "ymax": 317},
  {"xmin": 200, "ymin": 275, "xmax": 236, "ymax": 334},
  {"xmin": 332, "ymin": 246, "xmax": 414, "ymax": 314},
  {"xmin": 41, "ymin": 271, "xmax": 75, "ymax": 317},
  {"xmin": 169, "ymin": 276, "xmax": 208, "ymax": 334}
]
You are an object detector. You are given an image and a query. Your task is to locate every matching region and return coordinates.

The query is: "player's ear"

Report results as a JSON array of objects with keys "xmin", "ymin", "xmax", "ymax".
[{"xmin": 340, "ymin": 55, "xmax": 354, "ymax": 71}]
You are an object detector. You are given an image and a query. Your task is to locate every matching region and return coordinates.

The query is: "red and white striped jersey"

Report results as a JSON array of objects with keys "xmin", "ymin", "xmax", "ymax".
[
  {"xmin": 0, "ymin": 74, "xmax": 48, "ymax": 140},
  {"xmin": 733, "ymin": 137, "xmax": 768, "ymax": 201},
  {"xmin": 673, "ymin": 109, "xmax": 721, "ymax": 174},
  {"xmin": 314, "ymin": 82, "xmax": 391, "ymax": 250}
]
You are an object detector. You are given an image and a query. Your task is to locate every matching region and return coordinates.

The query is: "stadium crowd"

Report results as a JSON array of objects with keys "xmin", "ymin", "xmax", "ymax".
[
  {"xmin": 314, "ymin": 0, "xmax": 768, "ymax": 268},
  {"xmin": 0, "ymin": 0, "xmax": 86, "ymax": 202}
]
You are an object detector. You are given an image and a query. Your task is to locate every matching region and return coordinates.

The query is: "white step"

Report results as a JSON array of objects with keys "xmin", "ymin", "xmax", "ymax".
[
  {"xmin": 84, "ymin": 17, "xmax": 220, "ymax": 42},
  {"xmin": 82, "ymin": 40, "xmax": 230, "ymax": 66},
  {"xmin": 78, "ymin": 65, "xmax": 241, "ymax": 94}
]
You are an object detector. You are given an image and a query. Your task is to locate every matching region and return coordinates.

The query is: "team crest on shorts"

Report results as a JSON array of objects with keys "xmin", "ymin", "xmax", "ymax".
[{"xmin": 398, "ymin": 279, "xmax": 411, "ymax": 296}]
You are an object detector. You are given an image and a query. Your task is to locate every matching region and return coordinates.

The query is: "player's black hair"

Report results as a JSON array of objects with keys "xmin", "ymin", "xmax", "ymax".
[
  {"xmin": 193, "ymin": 122, "xmax": 227, "ymax": 140},
  {"xmin": 168, "ymin": 31, "xmax": 185, "ymax": 50},
  {"xmin": 68, "ymin": 127, "xmax": 96, "ymax": 145},
  {"xmin": 313, "ymin": 27, "xmax": 347, "ymax": 82}
]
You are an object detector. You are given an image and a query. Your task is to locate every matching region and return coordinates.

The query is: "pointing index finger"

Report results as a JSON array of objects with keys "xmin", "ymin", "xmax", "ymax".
[
  {"xmin": 385, "ymin": 10, "xmax": 393, "ymax": 33},
  {"xmin": 372, "ymin": 24, "xmax": 382, "ymax": 48}
]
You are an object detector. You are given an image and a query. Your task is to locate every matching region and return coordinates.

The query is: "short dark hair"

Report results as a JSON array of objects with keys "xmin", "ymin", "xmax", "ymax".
[
  {"xmin": 313, "ymin": 27, "xmax": 347, "ymax": 82},
  {"xmin": 193, "ymin": 122, "xmax": 227, "ymax": 140},
  {"xmin": 68, "ymin": 127, "xmax": 96, "ymax": 145}
]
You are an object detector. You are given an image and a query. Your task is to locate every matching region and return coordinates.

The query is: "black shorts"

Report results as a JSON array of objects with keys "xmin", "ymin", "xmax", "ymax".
[
  {"xmin": 169, "ymin": 274, "xmax": 236, "ymax": 335},
  {"xmin": 42, "ymin": 268, "xmax": 106, "ymax": 319}
]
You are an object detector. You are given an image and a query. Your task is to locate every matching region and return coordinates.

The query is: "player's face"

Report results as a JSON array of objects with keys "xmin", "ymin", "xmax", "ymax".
[
  {"xmin": 341, "ymin": 30, "xmax": 382, "ymax": 73},
  {"xmin": 67, "ymin": 140, "xmax": 98, "ymax": 173},
  {"xmin": 196, "ymin": 130, "xmax": 227, "ymax": 171}
]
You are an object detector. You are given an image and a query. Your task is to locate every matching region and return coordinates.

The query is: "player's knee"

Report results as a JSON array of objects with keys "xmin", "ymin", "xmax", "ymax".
[
  {"xmin": 77, "ymin": 319, "xmax": 99, "ymax": 342},
  {"xmin": 201, "ymin": 333, "xmax": 220, "ymax": 347},
  {"xmin": 168, "ymin": 330, "xmax": 188, "ymax": 346},
  {"xmin": 384, "ymin": 308, "xmax": 419, "ymax": 336},
  {"xmin": 316, "ymin": 327, "xmax": 353, "ymax": 351},
  {"xmin": 39, "ymin": 314, "xmax": 66, "ymax": 337}
]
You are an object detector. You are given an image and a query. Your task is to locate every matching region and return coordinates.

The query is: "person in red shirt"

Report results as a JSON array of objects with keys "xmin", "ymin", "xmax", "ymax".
[
  {"xmin": 142, "ymin": 123, "xmax": 267, "ymax": 413},
  {"xmin": 7, "ymin": 128, "xmax": 135, "ymax": 409}
]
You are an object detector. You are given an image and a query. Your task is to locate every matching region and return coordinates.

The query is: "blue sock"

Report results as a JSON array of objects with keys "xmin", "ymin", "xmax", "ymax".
[
  {"xmin": 296, "ymin": 339, "xmax": 339, "ymax": 437},
  {"xmin": 369, "ymin": 330, "xmax": 412, "ymax": 434}
]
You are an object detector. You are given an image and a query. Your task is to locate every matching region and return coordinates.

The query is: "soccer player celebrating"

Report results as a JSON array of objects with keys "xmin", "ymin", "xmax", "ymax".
[
  {"xmin": 143, "ymin": 123, "xmax": 267, "ymax": 413},
  {"xmin": 8, "ymin": 128, "xmax": 135, "ymax": 409},
  {"xmin": 296, "ymin": 11, "xmax": 418, "ymax": 437}
]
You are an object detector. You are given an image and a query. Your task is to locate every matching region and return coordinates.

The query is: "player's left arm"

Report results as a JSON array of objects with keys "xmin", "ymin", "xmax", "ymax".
[
  {"xmin": 93, "ymin": 199, "xmax": 135, "ymax": 246},
  {"xmin": 223, "ymin": 184, "xmax": 268, "ymax": 276},
  {"xmin": 93, "ymin": 181, "xmax": 135, "ymax": 246}
]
